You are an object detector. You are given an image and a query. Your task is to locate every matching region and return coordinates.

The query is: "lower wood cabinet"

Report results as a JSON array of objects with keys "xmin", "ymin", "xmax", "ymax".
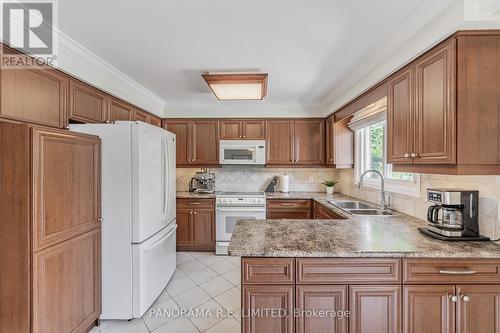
[
  {"xmin": 313, "ymin": 202, "xmax": 346, "ymax": 219},
  {"xmin": 403, "ymin": 285, "xmax": 456, "ymax": 333},
  {"xmin": 33, "ymin": 229, "xmax": 101, "ymax": 333},
  {"xmin": 350, "ymin": 285, "xmax": 401, "ymax": 333},
  {"xmin": 241, "ymin": 257, "xmax": 500, "ymax": 333},
  {"xmin": 296, "ymin": 285, "xmax": 348, "ymax": 333},
  {"xmin": 176, "ymin": 198, "xmax": 215, "ymax": 251},
  {"xmin": 267, "ymin": 199, "xmax": 312, "ymax": 219},
  {"xmin": 243, "ymin": 285, "xmax": 295, "ymax": 333},
  {"xmin": 0, "ymin": 122, "xmax": 101, "ymax": 333}
]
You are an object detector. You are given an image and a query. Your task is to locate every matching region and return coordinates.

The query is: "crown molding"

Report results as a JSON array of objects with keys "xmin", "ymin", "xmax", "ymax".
[
  {"xmin": 163, "ymin": 100, "xmax": 323, "ymax": 118},
  {"xmin": 56, "ymin": 30, "xmax": 166, "ymax": 116}
]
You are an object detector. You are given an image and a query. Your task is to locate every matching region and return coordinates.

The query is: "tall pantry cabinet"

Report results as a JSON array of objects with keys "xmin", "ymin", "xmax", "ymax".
[{"xmin": 0, "ymin": 122, "xmax": 101, "ymax": 333}]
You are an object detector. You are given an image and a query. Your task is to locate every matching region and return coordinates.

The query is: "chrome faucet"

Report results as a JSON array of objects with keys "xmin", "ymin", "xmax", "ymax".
[{"xmin": 358, "ymin": 169, "xmax": 387, "ymax": 210}]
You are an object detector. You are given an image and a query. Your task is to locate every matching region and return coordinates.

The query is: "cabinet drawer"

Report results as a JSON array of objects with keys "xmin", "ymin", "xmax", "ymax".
[
  {"xmin": 267, "ymin": 199, "xmax": 312, "ymax": 210},
  {"xmin": 267, "ymin": 210, "xmax": 312, "ymax": 220},
  {"xmin": 243, "ymin": 258, "xmax": 295, "ymax": 284},
  {"xmin": 177, "ymin": 198, "xmax": 214, "ymax": 209},
  {"xmin": 297, "ymin": 258, "xmax": 401, "ymax": 284},
  {"xmin": 403, "ymin": 258, "xmax": 500, "ymax": 284}
]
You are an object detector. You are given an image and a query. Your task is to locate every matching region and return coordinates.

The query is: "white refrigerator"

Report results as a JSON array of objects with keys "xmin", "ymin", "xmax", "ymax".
[{"xmin": 70, "ymin": 121, "xmax": 177, "ymax": 319}]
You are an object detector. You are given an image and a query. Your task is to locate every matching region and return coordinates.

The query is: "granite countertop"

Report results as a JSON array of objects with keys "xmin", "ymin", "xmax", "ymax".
[
  {"xmin": 227, "ymin": 192, "xmax": 500, "ymax": 258},
  {"xmin": 176, "ymin": 191, "xmax": 217, "ymax": 198}
]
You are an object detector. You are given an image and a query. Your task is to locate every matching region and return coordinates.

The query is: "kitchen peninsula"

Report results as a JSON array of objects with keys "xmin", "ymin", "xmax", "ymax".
[{"xmin": 228, "ymin": 194, "xmax": 500, "ymax": 333}]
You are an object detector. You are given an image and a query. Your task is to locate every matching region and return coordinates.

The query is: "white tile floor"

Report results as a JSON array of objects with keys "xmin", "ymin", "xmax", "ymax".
[{"xmin": 90, "ymin": 252, "xmax": 241, "ymax": 333}]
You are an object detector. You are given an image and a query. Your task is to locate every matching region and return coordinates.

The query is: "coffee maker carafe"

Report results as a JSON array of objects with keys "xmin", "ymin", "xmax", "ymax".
[{"xmin": 419, "ymin": 189, "xmax": 489, "ymax": 241}]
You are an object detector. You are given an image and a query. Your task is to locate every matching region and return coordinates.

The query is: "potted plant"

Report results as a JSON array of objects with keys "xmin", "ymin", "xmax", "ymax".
[{"xmin": 322, "ymin": 180, "xmax": 338, "ymax": 194}]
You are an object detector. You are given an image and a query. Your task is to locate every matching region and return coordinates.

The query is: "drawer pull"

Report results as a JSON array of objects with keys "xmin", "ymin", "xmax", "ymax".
[
  {"xmin": 449, "ymin": 295, "xmax": 458, "ymax": 302},
  {"xmin": 439, "ymin": 270, "xmax": 477, "ymax": 275},
  {"xmin": 189, "ymin": 202, "xmax": 201, "ymax": 205},
  {"xmin": 280, "ymin": 203, "xmax": 296, "ymax": 206},
  {"xmin": 461, "ymin": 295, "xmax": 470, "ymax": 302}
]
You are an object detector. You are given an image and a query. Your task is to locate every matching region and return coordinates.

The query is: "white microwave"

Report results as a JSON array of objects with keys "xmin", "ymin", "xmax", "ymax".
[{"xmin": 219, "ymin": 140, "xmax": 266, "ymax": 165}]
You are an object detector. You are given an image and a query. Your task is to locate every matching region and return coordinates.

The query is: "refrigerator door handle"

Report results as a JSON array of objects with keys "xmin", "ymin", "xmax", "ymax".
[
  {"xmin": 163, "ymin": 135, "xmax": 169, "ymax": 220},
  {"xmin": 160, "ymin": 135, "xmax": 167, "ymax": 220},
  {"xmin": 144, "ymin": 225, "xmax": 177, "ymax": 252}
]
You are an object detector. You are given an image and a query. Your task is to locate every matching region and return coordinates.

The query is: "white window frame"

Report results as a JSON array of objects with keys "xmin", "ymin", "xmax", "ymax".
[{"xmin": 353, "ymin": 120, "xmax": 421, "ymax": 198}]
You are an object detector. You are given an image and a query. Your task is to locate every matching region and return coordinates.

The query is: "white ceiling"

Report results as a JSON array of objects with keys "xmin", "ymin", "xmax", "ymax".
[{"xmin": 59, "ymin": 0, "xmax": 453, "ymax": 117}]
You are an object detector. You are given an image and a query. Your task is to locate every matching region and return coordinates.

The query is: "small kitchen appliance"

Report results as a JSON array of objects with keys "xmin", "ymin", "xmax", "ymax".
[
  {"xmin": 418, "ymin": 188, "xmax": 489, "ymax": 241},
  {"xmin": 219, "ymin": 140, "xmax": 266, "ymax": 165},
  {"xmin": 189, "ymin": 170, "xmax": 215, "ymax": 194}
]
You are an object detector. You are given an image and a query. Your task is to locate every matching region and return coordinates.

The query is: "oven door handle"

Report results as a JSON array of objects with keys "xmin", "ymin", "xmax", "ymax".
[{"xmin": 217, "ymin": 207, "xmax": 266, "ymax": 212}]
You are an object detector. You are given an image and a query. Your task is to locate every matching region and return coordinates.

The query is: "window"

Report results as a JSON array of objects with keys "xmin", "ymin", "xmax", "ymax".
[{"xmin": 354, "ymin": 119, "xmax": 420, "ymax": 197}]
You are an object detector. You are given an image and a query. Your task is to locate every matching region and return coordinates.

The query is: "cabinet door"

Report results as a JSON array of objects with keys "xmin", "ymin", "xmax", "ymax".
[
  {"xmin": 108, "ymin": 98, "xmax": 133, "ymax": 121},
  {"xmin": 192, "ymin": 209, "xmax": 215, "ymax": 250},
  {"xmin": 1, "ymin": 61, "xmax": 69, "ymax": 128},
  {"xmin": 403, "ymin": 285, "xmax": 456, "ymax": 333},
  {"xmin": 132, "ymin": 108, "xmax": 149, "ymax": 122},
  {"xmin": 32, "ymin": 128, "xmax": 101, "ymax": 251},
  {"xmin": 163, "ymin": 121, "xmax": 191, "ymax": 165},
  {"xmin": 266, "ymin": 120, "xmax": 295, "ymax": 165},
  {"xmin": 414, "ymin": 39, "xmax": 456, "ymax": 164},
  {"xmin": 294, "ymin": 119, "xmax": 324, "ymax": 165},
  {"xmin": 32, "ymin": 229, "xmax": 101, "ymax": 333},
  {"xmin": 267, "ymin": 210, "xmax": 312, "ymax": 219},
  {"xmin": 69, "ymin": 79, "xmax": 108, "ymax": 123},
  {"xmin": 457, "ymin": 285, "xmax": 500, "ymax": 333},
  {"xmin": 220, "ymin": 120, "xmax": 242, "ymax": 139},
  {"xmin": 147, "ymin": 115, "xmax": 162, "ymax": 127},
  {"xmin": 243, "ymin": 120, "xmax": 266, "ymax": 139},
  {"xmin": 325, "ymin": 116, "xmax": 335, "ymax": 165},
  {"xmin": 176, "ymin": 209, "xmax": 193, "ymax": 249},
  {"xmin": 326, "ymin": 116, "xmax": 354, "ymax": 168},
  {"xmin": 191, "ymin": 120, "xmax": 219, "ymax": 165},
  {"xmin": 243, "ymin": 285, "xmax": 294, "ymax": 333},
  {"xmin": 387, "ymin": 66, "xmax": 414, "ymax": 164},
  {"xmin": 350, "ymin": 285, "xmax": 401, "ymax": 333},
  {"xmin": 296, "ymin": 285, "xmax": 348, "ymax": 333}
]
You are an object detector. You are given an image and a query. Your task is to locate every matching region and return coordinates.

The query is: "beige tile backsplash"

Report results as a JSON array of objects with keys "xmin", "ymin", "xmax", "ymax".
[
  {"xmin": 176, "ymin": 167, "xmax": 336, "ymax": 192},
  {"xmin": 334, "ymin": 169, "xmax": 500, "ymax": 240},
  {"xmin": 176, "ymin": 166, "xmax": 500, "ymax": 240}
]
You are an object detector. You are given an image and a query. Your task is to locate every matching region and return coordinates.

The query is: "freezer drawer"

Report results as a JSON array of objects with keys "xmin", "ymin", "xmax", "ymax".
[{"xmin": 132, "ymin": 223, "xmax": 177, "ymax": 318}]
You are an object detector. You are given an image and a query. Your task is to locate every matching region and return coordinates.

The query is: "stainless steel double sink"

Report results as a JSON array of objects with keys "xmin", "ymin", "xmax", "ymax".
[{"xmin": 327, "ymin": 200, "xmax": 395, "ymax": 216}]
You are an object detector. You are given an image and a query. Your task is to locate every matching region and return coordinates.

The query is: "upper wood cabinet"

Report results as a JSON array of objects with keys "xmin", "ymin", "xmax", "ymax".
[
  {"xmin": 387, "ymin": 37, "xmax": 456, "ymax": 166},
  {"xmin": 387, "ymin": 66, "xmax": 415, "ymax": 164},
  {"xmin": 414, "ymin": 38, "xmax": 456, "ymax": 164},
  {"xmin": 219, "ymin": 119, "xmax": 266, "ymax": 139},
  {"xmin": 325, "ymin": 116, "xmax": 354, "ymax": 168},
  {"xmin": 69, "ymin": 79, "xmax": 109, "ymax": 123},
  {"xmin": 387, "ymin": 32, "xmax": 500, "ymax": 174},
  {"xmin": 163, "ymin": 120, "xmax": 219, "ymax": 166},
  {"xmin": 108, "ymin": 98, "xmax": 133, "ymax": 122},
  {"xmin": 132, "ymin": 108, "xmax": 149, "ymax": 122},
  {"xmin": 266, "ymin": 119, "xmax": 324, "ymax": 166},
  {"xmin": 0, "ymin": 49, "xmax": 69, "ymax": 128}
]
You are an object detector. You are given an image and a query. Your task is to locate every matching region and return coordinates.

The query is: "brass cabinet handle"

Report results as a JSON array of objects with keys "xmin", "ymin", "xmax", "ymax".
[
  {"xmin": 439, "ymin": 270, "xmax": 477, "ymax": 275},
  {"xmin": 403, "ymin": 153, "xmax": 410, "ymax": 158},
  {"xmin": 461, "ymin": 295, "xmax": 470, "ymax": 302},
  {"xmin": 449, "ymin": 295, "xmax": 458, "ymax": 302},
  {"xmin": 189, "ymin": 211, "xmax": 193, "ymax": 215},
  {"xmin": 410, "ymin": 152, "xmax": 418, "ymax": 158},
  {"xmin": 194, "ymin": 211, "xmax": 197, "ymax": 215}
]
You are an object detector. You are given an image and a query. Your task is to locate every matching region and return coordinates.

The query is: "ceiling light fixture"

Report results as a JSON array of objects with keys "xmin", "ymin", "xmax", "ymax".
[{"xmin": 202, "ymin": 72, "xmax": 268, "ymax": 100}]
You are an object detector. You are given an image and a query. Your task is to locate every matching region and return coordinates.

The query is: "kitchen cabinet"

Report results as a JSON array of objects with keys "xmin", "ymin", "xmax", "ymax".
[
  {"xmin": 294, "ymin": 119, "xmax": 324, "ymax": 165},
  {"xmin": 176, "ymin": 198, "xmax": 215, "ymax": 251},
  {"xmin": 69, "ymin": 78, "xmax": 109, "ymax": 123},
  {"xmin": 403, "ymin": 285, "xmax": 456, "ymax": 333},
  {"xmin": 266, "ymin": 119, "xmax": 324, "ymax": 166},
  {"xmin": 387, "ymin": 66, "xmax": 415, "ymax": 164},
  {"xmin": 456, "ymin": 285, "xmax": 500, "ymax": 333},
  {"xmin": 0, "ymin": 46, "xmax": 69, "ymax": 128},
  {"xmin": 147, "ymin": 115, "xmax": 162, "ymax": 127},
  {"xmin": 132, "ymin": 108, "xmax": 149, "ymax": 122},
  {"xmin": 386, "ymin": 32, "xmax": 500, "ymax": 174},
  {"xmin": 108, "ymin": 97, "xmax": 133, "ymax": 121},
  {"xmin": 164, "ymin": 120, "xmax": 219, "ymax": 166},
  {"xmin": 296, "ymin": 285, "xmax": 348, "ymax": 333},
  {"xmin": 325, "ymin": 115, "xmax": 354, "ymax": 168},
  {"xmin": 243, "ymin": 285, "xmax": 295, "ymax": 333},
  {"xmin": 313, "ymin": 201, "xmax": 346, "ymax": 219},
  {"xmin": 0, "ymin": 122, "xmax": 101, "ymax": 333},
  {"xmin": 267, "ymin": 199, "xmax": 312, "ymax": 219},
  {"xmin": 388, "ymin": 39, "xmax": 456, "ymax": 165},
  {"xmin": 219, "ymin": 119, "xmax": 266, "ymax": 139},
  {"xmin": 350, "ymin": 285, "xmax": 401, "ymax": 333}
]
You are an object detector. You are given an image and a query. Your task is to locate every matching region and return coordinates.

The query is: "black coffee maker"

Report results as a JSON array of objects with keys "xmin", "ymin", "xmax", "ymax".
[{"xmin": 418, "ymin": 188, "xmax": 490, "ymax": 241}]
